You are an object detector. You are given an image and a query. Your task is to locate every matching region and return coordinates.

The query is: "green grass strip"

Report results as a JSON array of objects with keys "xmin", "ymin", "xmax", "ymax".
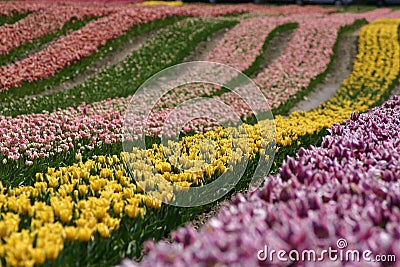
[
  {"xmin": 0, "ymin": 12, "xmax": 29, "ymax": 27},
  {"xmin": 0, "ymin": 16, "xmax": 98, "ymax": 68}
]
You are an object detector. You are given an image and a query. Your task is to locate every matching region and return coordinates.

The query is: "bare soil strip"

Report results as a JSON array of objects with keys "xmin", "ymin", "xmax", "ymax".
[
  {"xmin": 26, "ymin": 28, "xmax": 161, "ymax": 98},
  {"xmin": 289, "ymin": 29, "xmax": 360, "ymax": 113},
  {"xmin": 184, "ymin": 27, "xmax": 231, "ymax": 62}
]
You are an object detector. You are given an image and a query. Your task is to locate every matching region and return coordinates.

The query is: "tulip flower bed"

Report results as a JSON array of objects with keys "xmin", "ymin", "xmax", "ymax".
[
  {"xmin": 1, "ymin": 16, "xmax": 399, "ymax": 186},
  {"xmin": 135, "ymin": 95, "xmax": 400, "ymax": 266},
  {"xmin": 0, "ymin": 18, "xmax": 398, "ymax": 266},
  {"xmin": 0, "ymin": 8, "xmax": 184, "ymax": 94},
  {"xmin": 0, "ymin": 2, "xmax": 46, "ymax": 16},
  {"xmin": 1, "ymin": 4, "xmax": 400, "ymax": 266},
  {"xmin": 0, "ymin": 154, "xmax": 173, "ymax": 266},
  {"xmin": 0, "ymin": 17, "xmax": 239, "ymax": 186},
  {"xmin": 1, "ymin": 21, "xmax": 398, "ymax": 260},
  {"xmin": 0, "ymin": 17, "xmax": 98, "ymax": 67},
  {"xmin": 0, "ymin": 12, "xmax": 29, "ymax": 28},
  {"xmin": 0, "ymin": 6, "xmax": 111, "ymax": 58}
]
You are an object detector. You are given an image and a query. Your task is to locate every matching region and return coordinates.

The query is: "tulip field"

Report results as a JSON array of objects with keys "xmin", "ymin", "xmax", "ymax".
[{"xmin": 0, "ymin": 1, "xmax": 400, "ymax": 266}]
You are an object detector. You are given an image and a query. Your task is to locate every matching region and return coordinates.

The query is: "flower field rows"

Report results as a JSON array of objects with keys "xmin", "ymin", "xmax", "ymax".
[
  {"xmin": 0, "ymin": 3, "xmax": 335, "ymax": 94},
  {"xmin": 0, "ymin": 7, "xmax": 184, "ymax": 92},
  {"xmin": 135, "ymin": 94, "xmax": 400, "ymax": 266},
  {"xmin": 1, "ymin": 11, "xmax": 397, "ymax": 179},
  {"xmin": 0, "ymin": 6, "xmax": 111, "ymax": 57},
  {"xmin": 0, "ymin": 12, "xmax": 359, "ymax": 179},
  {"xmin": 0, "ymin": 2, "xmax": 399, "ymax": 266}
]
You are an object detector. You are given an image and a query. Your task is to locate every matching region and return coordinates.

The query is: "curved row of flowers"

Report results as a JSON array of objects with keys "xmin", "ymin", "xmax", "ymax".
[
  {"xmin": 0, "ymin": 4, "xmax": 342, "ymax": 114},
  {"xmin": 0, "ymin": 6, "xmax": 180, "ymax": 92},
  {"xmin": 0, "ymin": 17, "xmax": 240, "ymax": 184},
  {"xmin": 0, "ymin": 4, "xmax": 261, "ymax": 93},
  {"xmin": 0, "ymin": 14, "xmax": 398, "ymax": 183},
  {"xmin": 82, "ymin": 9, "xmax": 392, "ymax": 122},
  {"xmin": 133, "ymin": 94, "xmax": 400, "ymax": 266},
  {"xmin": 0, "ymin": 5, "xmax": 111, "ymax": 57},
  {"xmin": 0, "ymin": 154, "xmax": 166, "ymax": 266}
]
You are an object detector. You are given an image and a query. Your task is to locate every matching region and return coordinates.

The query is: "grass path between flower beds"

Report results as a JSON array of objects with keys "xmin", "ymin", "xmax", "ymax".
[
  {"xmin": 27, "ymin": 27, "xmax": 162, "ymax": 98},
  {"xmin": 289, "ymin": 28, "xmax": 360, "ymax": 112}
]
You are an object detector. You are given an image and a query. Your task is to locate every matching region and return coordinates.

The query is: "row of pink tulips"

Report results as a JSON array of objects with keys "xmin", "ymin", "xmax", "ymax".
[
  {"xmin": 0, "ymin": 6, "xmax": 112, "ymax": 56},
  {"xmin": 205, "ymin": 16, "xmax": 293, "ymax": 72}
]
